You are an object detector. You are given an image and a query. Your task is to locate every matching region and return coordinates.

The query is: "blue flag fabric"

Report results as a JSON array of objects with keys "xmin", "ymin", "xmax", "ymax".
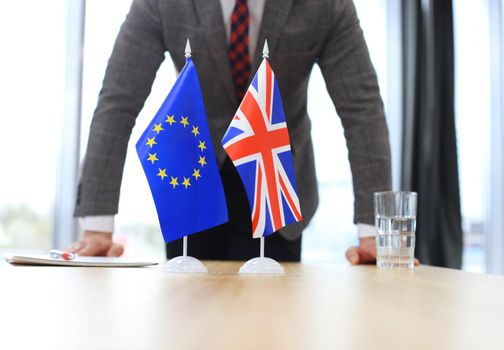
[{"xmin": 136, "ymin": 58, "xmax": 228, "ymax": 243}]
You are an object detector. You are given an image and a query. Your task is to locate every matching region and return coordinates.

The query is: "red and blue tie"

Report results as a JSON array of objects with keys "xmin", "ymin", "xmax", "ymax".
[{"xmin": 228, "ymin": 0, "xmax": 251, "ymax": 101}]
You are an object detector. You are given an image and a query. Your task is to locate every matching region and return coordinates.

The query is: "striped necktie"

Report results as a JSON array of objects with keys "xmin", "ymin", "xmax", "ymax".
[{"xmin": 228, "ymin": 0, "xmax": 251, "ymax": 101}]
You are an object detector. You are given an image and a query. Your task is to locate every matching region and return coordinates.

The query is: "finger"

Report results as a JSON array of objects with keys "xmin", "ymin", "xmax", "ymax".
[
  {"xmin": 106, "ymin": 244, "xmax": 124, "ymax": 257},
  {"xmin": 78, "ymin": 243, "xmax": 102, "ymax": 256},
  {"xmin": 414, "ymin": 258, "xmax": 420, "ymax": 266},
  {"xmin": 66, "ymin": 241, "xmax": 85, "ymax": 253},
  {"xmin": 355, "ymin": 245, "xmax": 376, "ymax": 264},
  {"xmin": 77, "ymin": 246, "xmax": 93, "ymax": 256},
  {"xmin": 346, "ymin": 246, "xmax": 377, "ymax": 265},
  {"xmin": 345, "ymin": 247, "xmax": 360, "ymax": 265}
]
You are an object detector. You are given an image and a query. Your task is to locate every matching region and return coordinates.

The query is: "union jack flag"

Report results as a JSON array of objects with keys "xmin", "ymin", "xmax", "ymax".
[{"xmin": 222, "ymin": 59, "xmax": 303, "ymax": 238}]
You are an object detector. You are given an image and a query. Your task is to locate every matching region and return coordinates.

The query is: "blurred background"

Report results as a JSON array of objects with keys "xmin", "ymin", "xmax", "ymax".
[{"xmin": 0, "ymin": 0, "xmax": 502, "ymax": 274}]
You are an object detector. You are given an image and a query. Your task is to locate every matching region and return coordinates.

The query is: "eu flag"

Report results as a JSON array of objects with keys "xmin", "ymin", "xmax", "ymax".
[{"xmin": 136, "ymin": 58, "xmax": 228, "ymax": 243}]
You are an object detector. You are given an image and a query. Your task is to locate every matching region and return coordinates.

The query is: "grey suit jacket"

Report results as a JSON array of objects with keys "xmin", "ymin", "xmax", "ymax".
[{"xmin": 74, "ymin": 0, "xmax": 392, "ymax": 240}]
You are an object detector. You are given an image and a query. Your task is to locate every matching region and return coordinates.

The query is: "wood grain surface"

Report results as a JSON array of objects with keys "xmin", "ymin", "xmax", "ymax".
[{"xmin": 0, "ymin": 261, "xmax": 503, "ymax": 350}]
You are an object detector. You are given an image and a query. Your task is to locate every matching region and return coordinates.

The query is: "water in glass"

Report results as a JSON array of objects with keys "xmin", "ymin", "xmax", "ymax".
[{"xmin": 376, "ymin": 216, "xmax": 416, "ymax": 269}]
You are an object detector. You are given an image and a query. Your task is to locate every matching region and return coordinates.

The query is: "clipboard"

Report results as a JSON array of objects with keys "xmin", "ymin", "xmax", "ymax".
[{"xmin": 3, "ymin": 254, "xmax": 159, "ymax": 267}]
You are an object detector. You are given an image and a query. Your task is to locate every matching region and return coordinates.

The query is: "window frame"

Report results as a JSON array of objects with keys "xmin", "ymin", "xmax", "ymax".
[
  {"xmin": 487, "ymin": 0, "xmax": 504, "ymax": 274},
  {"xmin": 53, "ymin": 0, "xmax": 86, "ymax": 249}
]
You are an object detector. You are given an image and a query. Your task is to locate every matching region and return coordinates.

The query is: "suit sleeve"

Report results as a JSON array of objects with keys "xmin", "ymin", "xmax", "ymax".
[
  {"xmin": 74, "ymin": 0, "xmax": 166, "ymax": 217},
  {"xmin": 318, "ymin": 0, "xmax": 392, "ymax": 225}
]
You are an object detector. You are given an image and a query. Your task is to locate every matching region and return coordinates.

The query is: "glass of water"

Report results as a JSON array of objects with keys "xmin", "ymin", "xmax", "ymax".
[{"xmin": 374, "ymin": 191, "xmax": 417, "ymax": 269}]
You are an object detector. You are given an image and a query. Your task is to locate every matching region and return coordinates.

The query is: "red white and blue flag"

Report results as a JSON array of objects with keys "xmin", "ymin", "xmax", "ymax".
[{"xmin": 222, "ymin": 59, "xmax": 303, "ymax": 238}]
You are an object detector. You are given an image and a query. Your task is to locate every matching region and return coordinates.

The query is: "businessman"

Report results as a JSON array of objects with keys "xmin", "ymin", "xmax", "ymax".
[{"xmin": 69, "ymin": 0, "xmax": 392, "ymax": 264}]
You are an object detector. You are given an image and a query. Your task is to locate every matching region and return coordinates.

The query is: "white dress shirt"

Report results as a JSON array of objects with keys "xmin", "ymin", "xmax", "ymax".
[{"xmin": 82, "ymin": 0, "xmax": 376, "ymax": 239}]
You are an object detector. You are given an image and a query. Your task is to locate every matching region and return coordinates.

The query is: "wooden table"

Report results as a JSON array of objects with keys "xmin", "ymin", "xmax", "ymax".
[{"xmin": 1, "ymin": 261, "xmax": 503, "ymax": 350}]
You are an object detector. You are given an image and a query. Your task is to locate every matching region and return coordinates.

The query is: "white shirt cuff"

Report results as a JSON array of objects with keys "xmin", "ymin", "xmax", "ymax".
[
  {"xmin": 357, "ymin": 223, "xmax": 376, "ymax": 238},
  {"xmin": 81, "ymin": 215, "xmax": 115, "ymax": 233}
]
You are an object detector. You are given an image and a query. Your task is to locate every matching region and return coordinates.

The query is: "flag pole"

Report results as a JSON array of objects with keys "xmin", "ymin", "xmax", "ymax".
[
  {"xmin": 182, "ymin": 38, "xmax": 190, "ymax": 261},
  {"xmin": 185, "ymin": 38, "xmax": 191, "ymax": 59},
  {"xmin": 183, "ymin": 236, "xmax": 188, "ymax": 257},
  {"xmin": 260, "ymin": 39, "xmax": 268, "ymax": 262},
  {"xmin": 238, "ymin": 39, "xmax": 284, "ymax": 274},
  {"xmin": 160, "ymin": 38, "xmax": 208, "ymax": 273},
  {"xmin": 255, "ymin": 40, "xmax": 272, "ymax": 264},
  {"xmin": 262, "ymin": 38, "xmax": 269, "ymax": 59}
]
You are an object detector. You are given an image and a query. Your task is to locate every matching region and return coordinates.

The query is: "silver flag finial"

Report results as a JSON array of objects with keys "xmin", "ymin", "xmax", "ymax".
[
  {"xmin": 262, "ymin": 39, "xmax": 269, "ymax": 59},
  {"xmin": 185, "ymin": 38, "xmax": 191, "ymax": 58}
]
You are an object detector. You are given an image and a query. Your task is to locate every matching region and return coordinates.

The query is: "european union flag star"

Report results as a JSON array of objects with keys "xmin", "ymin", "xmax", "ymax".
[
  {"xmin": 169, "ymin": 176, "xmax": 179, "ymax": 189},
  {"xmin": 147, "ymin": 153, "xmax": 158, "ymax": 164},
  {"xmin": 180, "ymin": 116, "xmax": 189, "ymax": 127},
  {"xmin": 165, "ymin": 115, "xmax": 175, "ymax": 125},
  {"xmin": 153, "ymin": 123, "xmax": 164, "ymax": 133},
  {"xmin": 146, "ymin": 137, "xmax": 157, "ymax": 148},
  {"xmin": 156, "ymin": 168, "xmax": 167, "ymax": 180}
]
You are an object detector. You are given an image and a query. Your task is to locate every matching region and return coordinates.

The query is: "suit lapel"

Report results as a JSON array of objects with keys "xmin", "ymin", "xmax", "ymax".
[
  {"xmin": 193, "ymin": 0, "xmax": 237, "ymax": 105},
  {"xmin": 251, "ymin": 0, "xmax": 294, "ymax": 74}
]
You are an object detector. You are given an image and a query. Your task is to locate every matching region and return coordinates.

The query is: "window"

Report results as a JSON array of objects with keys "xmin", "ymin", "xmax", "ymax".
[
  {"xmin": 302, "ymin": 0, "xmax": 395, "ymax": 263},
  {"xmin": 82, "ymin": 0, "xmax": 166, "ymax": 259},
  {"xmin": 453, "ymin": 0, "xmax": 491, "ymax": 272},
  {"xmin": 0, "ymin": 0, "xmax": 65, "ymax": 252}
]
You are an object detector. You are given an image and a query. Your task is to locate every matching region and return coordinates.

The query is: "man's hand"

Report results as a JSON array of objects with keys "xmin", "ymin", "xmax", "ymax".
[
  {"xmin": 345, "ymin": 236, "xmax": 420, "ymax": 265},
  {"xmin": 345, "ymin": 237, "xmax": 377, "ymax": 265},
  {"xmin": 65, "ymin": 231, "xmax": 124, "ymax": 257}
]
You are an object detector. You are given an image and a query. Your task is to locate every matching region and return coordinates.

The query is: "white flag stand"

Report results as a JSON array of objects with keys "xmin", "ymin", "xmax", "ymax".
[
  {"xmin": 162, "ymin": 235, "xmax": 208, "ymax": 273},
  {"xmin": 239, "ymin": 237, "xmax": 285, "ymax": 274}
]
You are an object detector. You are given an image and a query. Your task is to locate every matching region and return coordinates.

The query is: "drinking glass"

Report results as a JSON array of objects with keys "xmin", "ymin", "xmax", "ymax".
[{"xmin": 374, "ymin": 191, "xmax": 417, "ymax": 269}]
